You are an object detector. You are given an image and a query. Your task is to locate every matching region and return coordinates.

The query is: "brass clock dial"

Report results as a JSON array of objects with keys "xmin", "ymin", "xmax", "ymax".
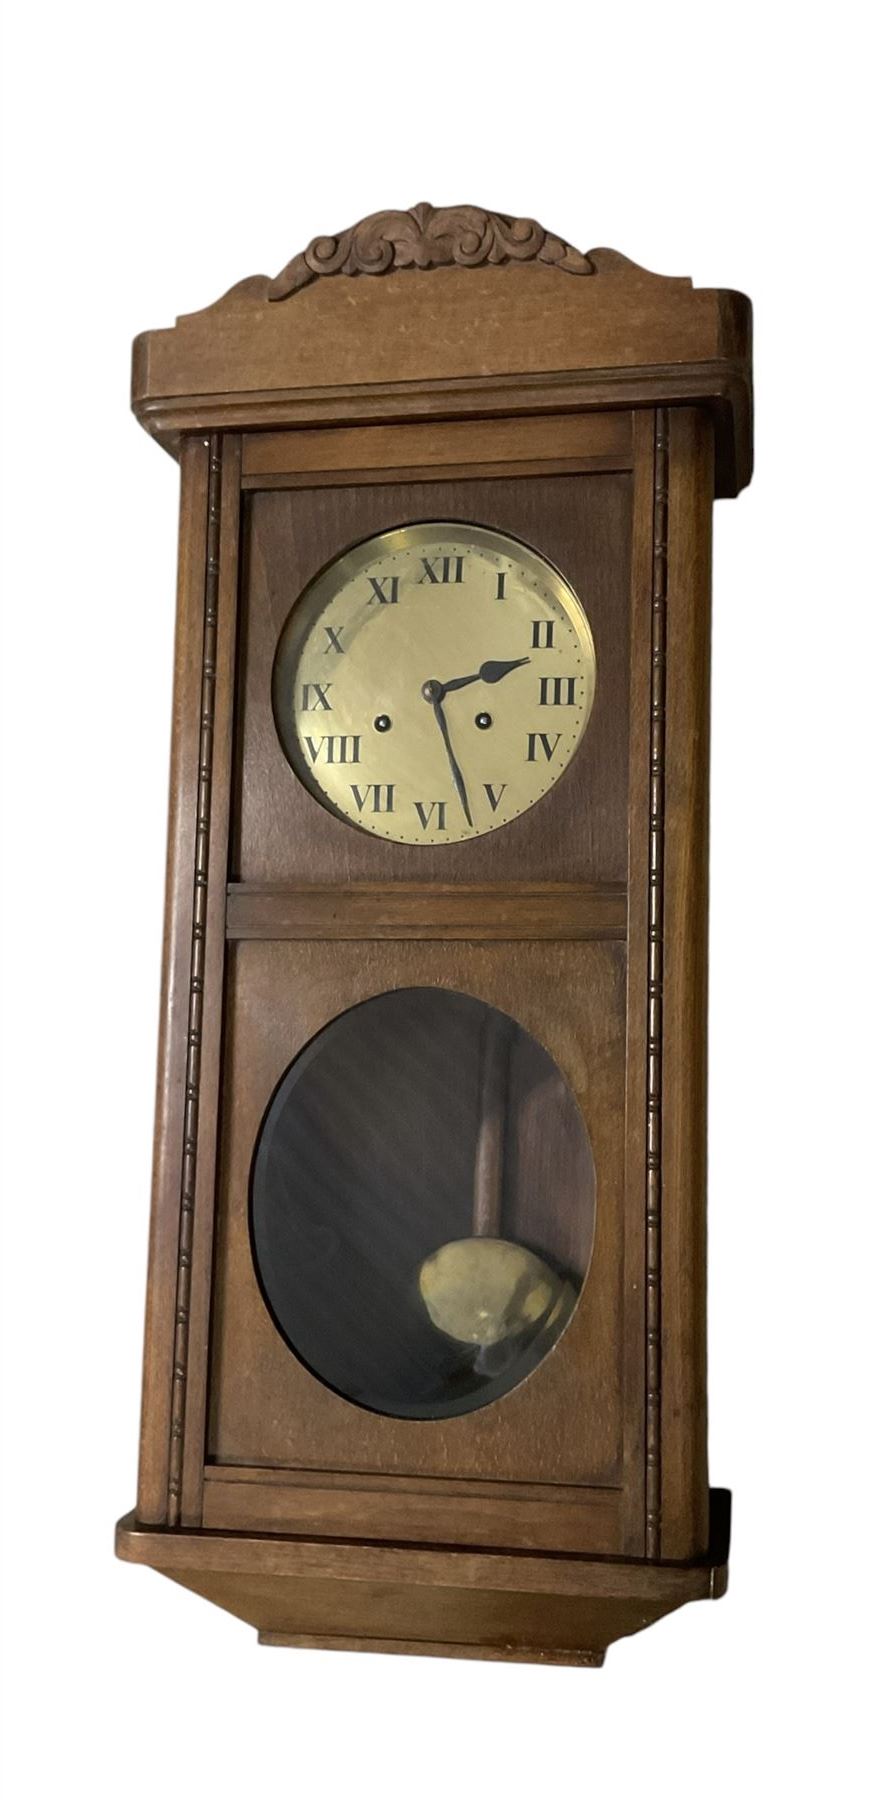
[{"xmin": 272, "ymin": 522, "xmax": 596, "ymax": 844}]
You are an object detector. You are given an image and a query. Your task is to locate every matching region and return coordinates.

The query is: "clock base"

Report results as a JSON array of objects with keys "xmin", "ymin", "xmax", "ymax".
[
  {"xmin": 116, "ymin": 1490, "xmax": 729, "ymax": 1666},
  {"xmin": 258, "ymin": 1631, "xmax": 607, "ymax": 1666}
]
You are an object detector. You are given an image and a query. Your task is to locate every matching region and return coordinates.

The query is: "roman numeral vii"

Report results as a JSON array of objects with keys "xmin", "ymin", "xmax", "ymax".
[{"xmin": 350, "ymin": 783, "xmax": 395, "ymax": 814}]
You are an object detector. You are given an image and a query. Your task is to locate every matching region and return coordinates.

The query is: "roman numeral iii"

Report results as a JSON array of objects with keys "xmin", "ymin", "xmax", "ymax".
[
  {"xmin": 304, "ymin": 735, "xmax": 362, "ymax": 765},
  {"xmin": 539, "ymin": 675, "xmax": 578, "ymax": 705}
]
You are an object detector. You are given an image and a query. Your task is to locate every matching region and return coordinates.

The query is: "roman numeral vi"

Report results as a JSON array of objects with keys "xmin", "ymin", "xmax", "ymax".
[{"xmin": 415, "ymin": 800, "xmax": 447, "ymax": 831}]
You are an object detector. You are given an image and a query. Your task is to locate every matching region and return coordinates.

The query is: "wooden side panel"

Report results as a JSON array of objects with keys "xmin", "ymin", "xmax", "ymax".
[
  {"xmin": 135, "ymin": 435, "xmax": 242, "ymax": 1527},
  {"xmin": 660, "ymin": 409, "xmax": 714, "ymax": 1558},
  {"xmin": 136, "ymin": 438, "xmax": 210, "ymax": 1523},
  {"xmin": 178, "ymin": 437, "xmax": 242, "ymax": 1523},
  {"xmin": 621, "ymin": 411, "xmax": 655, "ymax": 1555}
]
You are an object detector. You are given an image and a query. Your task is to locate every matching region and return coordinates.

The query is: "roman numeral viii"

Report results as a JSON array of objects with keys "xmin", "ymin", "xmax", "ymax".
[
  {"xmin": 304, "ymin": 735, "xmax": 361, "ymax": 765},
  {"xmin": 527, "ymin": 732, "xmax": 562, "ymax": 762},
  {"xmin": 539, "ymin": 675, "xmax": 578, "ymax": 705},
  {"xmin": 350, "ymin": 783, "xmax": 395, "ymax": 814},
  {"xmin": 418, "ymin": 556, "xmax": 464, "ymax": 585}
]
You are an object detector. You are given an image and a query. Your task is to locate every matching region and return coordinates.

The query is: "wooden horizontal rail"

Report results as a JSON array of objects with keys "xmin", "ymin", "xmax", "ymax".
[
  {"xmin": 241, "ymin": 454, "xmax": 632, "ymax": 491},
  {"xmin": 202, "ymin": 1466, "xmax": 623, "ymax": 1554},
  {"xmin": 240, "ymin": 410, "xmax": 632, "ymax": 479},
  {"xmin": 226, "ymin": 882, "xmax": 627, "ymax": 942}
]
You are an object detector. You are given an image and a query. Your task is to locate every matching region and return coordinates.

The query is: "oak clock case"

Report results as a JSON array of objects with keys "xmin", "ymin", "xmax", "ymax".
[{"xmin": 116, "ymin": 203, "xmax": 753, "ymax": 1668}]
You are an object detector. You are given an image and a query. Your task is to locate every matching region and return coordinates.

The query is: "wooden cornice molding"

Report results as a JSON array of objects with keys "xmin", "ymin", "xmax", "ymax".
[{"xmin": 132, "ymin": 203, "xmax": 752, "ymax": 495}]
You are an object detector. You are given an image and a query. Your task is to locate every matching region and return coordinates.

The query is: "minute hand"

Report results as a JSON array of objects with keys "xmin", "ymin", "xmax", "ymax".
[
  {"xmin": 439, "ymin": 657, "xmax": 530, "ymax": 697},
  {"xmin": 431, "ymin": 696, "xmax": 473, "ymax": 828}
]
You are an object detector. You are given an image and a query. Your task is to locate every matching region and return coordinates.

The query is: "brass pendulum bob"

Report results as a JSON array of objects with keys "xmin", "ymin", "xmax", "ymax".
[{"xmin": 418, "ymin": 1014, "xmax": 571, "ymax": 1351}]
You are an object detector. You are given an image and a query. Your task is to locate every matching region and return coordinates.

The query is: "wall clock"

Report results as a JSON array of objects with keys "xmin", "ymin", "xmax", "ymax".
[{"xmin": 116, "ymin": 202, "xmax": 753, "ymax": 1666}]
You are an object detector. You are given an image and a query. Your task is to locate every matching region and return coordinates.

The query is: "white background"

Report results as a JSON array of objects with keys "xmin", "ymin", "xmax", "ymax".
[{"xmin": 1, "ymin": 4, "xmax": 886, "ymax": 1795}]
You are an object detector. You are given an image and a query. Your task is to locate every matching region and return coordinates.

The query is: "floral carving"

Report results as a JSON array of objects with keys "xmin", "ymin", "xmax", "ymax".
[{"xmin": 268, "ymin": 202, "xmax": 596, "ymax": 299}]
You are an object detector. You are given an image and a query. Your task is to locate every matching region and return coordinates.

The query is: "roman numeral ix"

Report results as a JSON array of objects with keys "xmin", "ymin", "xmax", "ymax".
[{"xmin": 301, "ymin": 682, "xmax": 333, "ymax": 711}]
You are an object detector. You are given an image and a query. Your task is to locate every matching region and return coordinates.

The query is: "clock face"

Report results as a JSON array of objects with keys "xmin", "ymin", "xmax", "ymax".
[{"xmin": 272, "ymin": 522, "xmax": 596, "ymax": 844}]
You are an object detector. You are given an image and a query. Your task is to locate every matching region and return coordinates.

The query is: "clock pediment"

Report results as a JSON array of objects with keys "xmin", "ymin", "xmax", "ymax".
[{"xmin": 132, "ymin": 201, "xmax": 752, "ymax": 494}]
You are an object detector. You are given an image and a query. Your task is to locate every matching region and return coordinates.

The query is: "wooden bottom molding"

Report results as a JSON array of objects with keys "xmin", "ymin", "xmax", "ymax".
[
  {"xmin": 115, "ymin": 1489, "xmax": 729, "ymax": 1665},
  {"xmin": 257, "ymin": 1631, "xmax": 606, "ymax": 1667}
]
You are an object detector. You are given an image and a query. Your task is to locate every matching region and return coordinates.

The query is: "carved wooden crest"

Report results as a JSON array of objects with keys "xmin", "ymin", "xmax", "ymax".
[{"xmin": 267, "ymin": 202, "xmax": 596, "ymax": 299}]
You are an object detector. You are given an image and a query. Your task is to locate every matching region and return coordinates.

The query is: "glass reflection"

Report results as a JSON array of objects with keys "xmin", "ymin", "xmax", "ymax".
[{"xmin": 251, "ymin": 988, "xmax": 595, "ymax": 1419}]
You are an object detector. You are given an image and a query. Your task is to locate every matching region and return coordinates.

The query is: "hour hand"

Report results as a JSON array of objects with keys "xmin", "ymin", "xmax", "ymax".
[
  {"xmin": 439, "ymin": 657, "xmax": 530, "ymax": 696},
  {"xmin": 479, "ymin": 657, "xmax": 530, "ymax": 684}
]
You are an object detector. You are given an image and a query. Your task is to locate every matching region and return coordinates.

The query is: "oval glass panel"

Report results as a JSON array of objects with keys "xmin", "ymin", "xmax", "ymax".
[{"xmin": 251, "ymin": 988, "xmax": 596, "ymax": 1420}]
